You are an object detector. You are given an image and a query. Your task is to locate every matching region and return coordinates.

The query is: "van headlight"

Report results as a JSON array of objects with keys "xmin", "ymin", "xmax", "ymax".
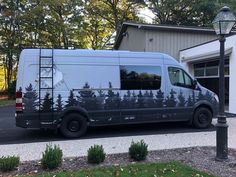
[{"xmin": 214, "ymin": 94, "xmax": 219, "ymax": 103}]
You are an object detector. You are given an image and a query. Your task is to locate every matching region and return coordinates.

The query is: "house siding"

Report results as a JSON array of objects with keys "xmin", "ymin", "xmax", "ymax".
[
  {"xmin": 119, "ymin": 27, "xmax": 145, "ymax": 51},
  {"xmin": 145, "ymin": 30, "xmax": 217, "ymax": 59}
]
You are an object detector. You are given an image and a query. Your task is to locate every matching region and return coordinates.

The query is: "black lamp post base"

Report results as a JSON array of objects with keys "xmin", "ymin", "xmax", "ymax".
[{"xmin": 215, "ymin": 116, "xmax": 228, "ymax": 161}]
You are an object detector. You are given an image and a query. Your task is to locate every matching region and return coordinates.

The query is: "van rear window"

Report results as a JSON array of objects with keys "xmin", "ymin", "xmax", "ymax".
[{"xmin": 120, "ymin": 65, "xmax": 161, "ymax": 90}]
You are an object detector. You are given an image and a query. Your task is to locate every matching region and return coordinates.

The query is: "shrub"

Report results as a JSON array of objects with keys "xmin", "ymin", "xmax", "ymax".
[
  {"xmin": 129, "ymin": 140, "xmax": 148, "ymax": 161},
  {"xmin": 0, "ymin": 156, "xmax": 20, "ymax": 172},
  {"xmin": 41, "ymin": 144, "xmax": 63, "ymax": 170},
  {"xmin": 87, "ymin": 145, "xmax": 106, "ymax": 164}
]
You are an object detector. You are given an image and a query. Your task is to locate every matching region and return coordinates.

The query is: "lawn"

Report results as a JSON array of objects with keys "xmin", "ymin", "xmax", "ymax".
[
  {"xmin": 38, "ymin": 161, "xmax": 216, "ymax": 177},
  {"xmin": 0, "ymin": 99, "xmax": 15, "ymax": 107}
]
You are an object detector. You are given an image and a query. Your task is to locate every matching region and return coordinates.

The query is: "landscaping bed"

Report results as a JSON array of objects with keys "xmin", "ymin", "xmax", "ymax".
[{"xmin": 1, "ymin": 146, "xmax": 236, "ymax": 177}]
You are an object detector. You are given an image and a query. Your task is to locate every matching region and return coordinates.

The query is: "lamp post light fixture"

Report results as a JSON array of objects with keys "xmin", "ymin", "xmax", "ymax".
[{"xmin": 212, "ymin": 6, "xmax": 236, "ymax": 161}]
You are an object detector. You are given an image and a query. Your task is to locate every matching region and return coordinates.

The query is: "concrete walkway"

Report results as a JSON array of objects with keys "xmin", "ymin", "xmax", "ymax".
[{"xmin": 0, "ymin": 118, "xmax": 235, "ymax": 162}]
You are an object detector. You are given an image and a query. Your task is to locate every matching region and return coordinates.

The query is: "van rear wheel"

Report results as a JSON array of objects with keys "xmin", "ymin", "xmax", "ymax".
[
  {"xmin": 193, "ymin": 107, "xmax": 212, "ymax": 128},
  {"xmin": 60, "ymin": 113, "xmax": 87, "ymax": 138}
]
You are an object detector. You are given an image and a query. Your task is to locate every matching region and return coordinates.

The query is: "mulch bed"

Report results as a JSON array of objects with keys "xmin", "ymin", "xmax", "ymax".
[{"xmin": 1, "ymin": 146, "xmax": 236, "ymax": 177}]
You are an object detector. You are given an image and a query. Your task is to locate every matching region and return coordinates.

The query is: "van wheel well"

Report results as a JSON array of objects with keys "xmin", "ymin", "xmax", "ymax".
[
  {"xmin": 194, "ymin": 105, "xmax": 213, "ymax": 116},
  {"xmin": 60, "ymin": 111, "xmax": 89, "ymax": 124}
]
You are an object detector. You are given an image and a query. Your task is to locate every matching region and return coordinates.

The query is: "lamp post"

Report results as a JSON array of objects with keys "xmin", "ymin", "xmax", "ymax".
[{"xmin": 212, "ymin": 6, "xmax": 236, "ymax": 161}]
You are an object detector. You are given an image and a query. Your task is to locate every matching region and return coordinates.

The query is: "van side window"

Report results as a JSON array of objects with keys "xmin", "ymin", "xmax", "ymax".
[
  {"xmin": 168, "ymin": 67, "xmax": 193, "ymax": 89},
  {"xmin": 120, "ymin": 66, "xmax": 161, "ymax": 90}
]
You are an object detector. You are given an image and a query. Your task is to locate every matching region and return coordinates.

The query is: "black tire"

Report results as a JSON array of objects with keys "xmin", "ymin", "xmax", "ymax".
[
  {"xmin": 60, "ymin": 113, "xmax": 87, "ymax": 138},
  {"xmin": 193, "ymin": 107, "xmax": 212, "ymax": 128}
]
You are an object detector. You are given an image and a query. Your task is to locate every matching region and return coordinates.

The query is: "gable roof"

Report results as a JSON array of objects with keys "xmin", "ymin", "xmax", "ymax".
[{"xmin": 113, "ymin": 22, "xmax": 234, "ymax": 50}]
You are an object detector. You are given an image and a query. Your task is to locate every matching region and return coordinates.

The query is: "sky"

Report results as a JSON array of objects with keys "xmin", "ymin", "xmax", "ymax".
[{"xmin": 138, "ymin": 7, "xmax": 155, "ymax": 23}]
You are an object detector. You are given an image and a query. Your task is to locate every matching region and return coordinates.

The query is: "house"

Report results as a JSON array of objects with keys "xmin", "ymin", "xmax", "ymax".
[
  {"xmin": 180, "ymin": 35, "xmax": 236, "ymax": 114},
  {"xmin": 114, "ymin": 22, "xmax": 218, "ymax": 59}
]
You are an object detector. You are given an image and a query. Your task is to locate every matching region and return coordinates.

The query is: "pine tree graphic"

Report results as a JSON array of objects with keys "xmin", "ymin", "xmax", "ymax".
[
  {"xmin": 137, "ymin": 90, "xmax": 144, "ymax": 108},
  {"xmin": 56, "ymin": 94, "xmax": 63, "ymax": 111},
  {"xmin": 97, "ymin": 89, "xmax": 106, "ymax": 110},
  {"xmin": 23, "ymin": 84, "xmax": 38, "ymax": 112},
  {"xmin": 197, "ymin": 90, "xmax": 204, "ymax": 101},
  {"xmin": 177, "ymin": 90, "xmax": 186, "ymax": 107},
  {"xmin": 165, "ymin": 89, "xmax": 177, "ymax": 107},
  {"xmin": 41, "ymin": 92, "xmax": 53, "ymax": 112},
  {"xmin": 105, "ymin": 82, "xmax": 119, "ymax": 109},
  {"xmin": 187, "ymin": 95, "xmax": 194, "ymax": 107},
  {"xmin": 65, "ymin": 90, "xmax": 78, "ymax": 108},
  {"xmin": 78, "ymin": 82, "xmax": 98, "ymax": 110},
  {"xmin": 155, "ymin": 89, "xmax": 164, "ymax": 108}
]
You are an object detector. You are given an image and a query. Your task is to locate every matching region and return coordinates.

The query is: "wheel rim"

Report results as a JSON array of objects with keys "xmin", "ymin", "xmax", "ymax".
[
  {"xmin": 68, "ymin": 120, "xmax": 80, "ymax": 132},
  {"xmin": 198, "ymin": 112, "xmax": 209, "ymax": 124}
]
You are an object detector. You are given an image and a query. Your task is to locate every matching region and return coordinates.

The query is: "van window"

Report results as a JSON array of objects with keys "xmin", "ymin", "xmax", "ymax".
[
  {"xmin": 120, "ymin": 65, "xmax": 161, "ymax": 90},
  {"xmin": 168, "ymin": 67, "xmax": 193, "ymax": 89}
]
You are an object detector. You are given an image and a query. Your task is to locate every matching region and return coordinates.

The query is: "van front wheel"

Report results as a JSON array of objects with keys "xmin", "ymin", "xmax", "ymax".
[
  {"xmin": 193, "ymin": 107, "xmax": 212, "ymax": 128},
  {"xmin": 60, "ymin": 113, "xmax": 87, "ymax": 138}
]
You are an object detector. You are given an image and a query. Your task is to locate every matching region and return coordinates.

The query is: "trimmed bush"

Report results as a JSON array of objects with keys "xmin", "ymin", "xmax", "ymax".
[
  {"xmin": 129, "ymin": 140, "xmax": 148, "ymax": 161},
  {"xmin": 41, "ymin": 144, "xmax": 63, "ymax": 170},
  {"xmin": 0, "ymin": 156, "xmax": 20, "ymax": 172},
  {"xmin": 87, "ymin": 145, "xmax": 106, "ymax": 164}
]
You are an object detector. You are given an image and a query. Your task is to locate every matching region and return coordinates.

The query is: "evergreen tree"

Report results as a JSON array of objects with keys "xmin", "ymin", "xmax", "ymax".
[
  {"xmin": 121, "ymin": 92, "xmax": 129, "ymax": 109},
  {"xmin": 130, "ymin": 91, "xmax": 137, "ymax": 107},
  {"xmin": 155, "ymin": 89, "xmax": 164, "ymax": 108},
  {"xmin": 41, "ymin": 92, "xmax": 53, "ymax": 112},
  {"xmin": 177, "ymin": 90, "xmax": 186, "ymax": 107},
  {"xmin": 65, "ymin": 90, "xmax": 77, "ymax": 108},
  {"xmin": 55, "ymin": 94, "xmax": 63, "ymax": 111},
  {"xmin": 78, "ymin": 82, "xmax": 98, "ymax": 110},
  {"xmin": 23, "ymin": 84, "xmax": 38, "ymax": 112},
  {"xmin": 137, "ymin": 90, "xmax": 144, "ymax": 108},
  {"xmin": 187, "ymin": 95, "xmax": 194, "ymax": 107},
  {"xmin": 165, "ymin": 89, "xmax": 177, "ymax": 107},
  {"xmin": 105, "ymin": 82, "xmax": 119, "ymax": 109},
  {"xmin": 97, "ymin": 89, "xmax": 106, "ymax": 109},
  {"xmin": 197, "ymin": 90, "xmax": 205, "ymax": 101}
]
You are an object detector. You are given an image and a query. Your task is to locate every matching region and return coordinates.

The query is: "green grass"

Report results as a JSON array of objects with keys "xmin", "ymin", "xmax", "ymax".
[
  {"xmin": 37, "ymin": 161, "xmax": 216, "ymax": 177},
  {"xmin": 0, "ymin": 99, "xmax": 15, "ymax": 107}
]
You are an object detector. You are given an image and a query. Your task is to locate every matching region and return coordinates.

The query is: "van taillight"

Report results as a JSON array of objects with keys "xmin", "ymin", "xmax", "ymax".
[{"xmin": 16, "ymin": 91, "xmax": 23, "ymax": 112}]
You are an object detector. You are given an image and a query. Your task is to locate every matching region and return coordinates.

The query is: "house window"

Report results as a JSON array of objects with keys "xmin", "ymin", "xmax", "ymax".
[
  {"xmin": 120, "ymin": 65, "xmax": 161, "ymax": 90},
  {"xmin": 193, "ymin": 59, "xmax": 229, "ymax": 78}
]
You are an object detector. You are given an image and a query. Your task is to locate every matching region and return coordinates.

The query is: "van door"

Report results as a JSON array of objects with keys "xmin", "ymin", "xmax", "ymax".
[
  {"xmin": 164, "ymin": 66, "xmax": 198, "ymax": 121},
  {"xmin": 119, "ymin": 65, "xmax": 164, "ymax": 123}
]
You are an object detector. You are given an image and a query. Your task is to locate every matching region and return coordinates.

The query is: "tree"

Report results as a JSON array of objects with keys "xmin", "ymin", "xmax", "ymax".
[
  {"xmin": 65, "ymin": 90, "xmax": 77, "ymax": 108},
  {"xmin": 84, "ymin": 0, "xmax": 144, "ymax": 48},
  {"xmin": 23, "ymin": 84, "xmax": 38, "ymax": 112},
  {"xmin": 97, "ymin": 89, "xmax": 106, "ymax": 109},
  {"xmin": 0, "ymin": 0, "xmax": 25, "ymax": 93},
  {"xmin": 137, "ymin": 90, "xmax": 144, "ymax": 108},
  {"xmin": 105, "ymin": 82, "xmax": 119, "ymax": 109},
  {"xmin": 77, "ymin": 82, "xmax": 98, "ymax": 110},
  {"xmin": 41, "ymin": 92, "xmax": 53, "ymax": 112},
  {"xmin": 165, "ymin": 89, "xmax": 177, "ymax": 107},
  {"xmin": 187, "ymin": 95, "xmax": 194, "ymax": 107},
  {"xmin": 177, "ymin": 90, "xmax": 186, "ymax": 107},
  {"xmin": 145, "ymin": 0, "xmax": 220, "ymax": 26},
  {"xmin": 155, "ymin": 89, "xmax": 164, "ymax": 107},
  {"xmin": 55, "ymin": 94, "xmax": 63, "ymax": 111}
]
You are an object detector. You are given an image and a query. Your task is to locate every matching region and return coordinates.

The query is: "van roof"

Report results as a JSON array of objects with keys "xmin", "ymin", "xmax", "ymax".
[{"xmin": 20, "ymin": 49, "xmax": 179, "ymax": 65}]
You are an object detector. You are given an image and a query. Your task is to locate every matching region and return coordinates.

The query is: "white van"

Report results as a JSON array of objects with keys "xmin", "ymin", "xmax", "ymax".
[{"xmin": 15, "ymin": 49, "xmax": 219, "ymax": 138}]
